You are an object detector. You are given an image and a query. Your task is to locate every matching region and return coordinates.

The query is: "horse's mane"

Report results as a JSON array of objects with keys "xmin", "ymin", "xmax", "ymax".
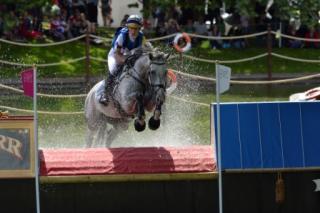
[{"xmin": 132, "ymin": 45, "xmax": 167, "ymax": 66}]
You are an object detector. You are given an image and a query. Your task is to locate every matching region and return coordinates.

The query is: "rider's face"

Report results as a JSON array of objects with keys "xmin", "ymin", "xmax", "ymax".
[{"xmin": 128, "ymin": 26, "xmax": 140, "ymax": 38}]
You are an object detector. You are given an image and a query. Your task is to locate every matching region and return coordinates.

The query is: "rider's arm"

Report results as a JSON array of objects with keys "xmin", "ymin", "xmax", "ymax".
[
  {"xmin": 114, "ymin": 34, "xmax": 126, "ymax": 64},
  {"xmin": 115, "ymin": 46, "xmax": 125, "ymax": 64}
]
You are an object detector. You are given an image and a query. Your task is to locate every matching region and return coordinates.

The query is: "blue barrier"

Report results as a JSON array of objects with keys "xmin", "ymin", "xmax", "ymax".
[{"xmin": 213, "ymin": 102, "xmax": 320, "ymax": 170}]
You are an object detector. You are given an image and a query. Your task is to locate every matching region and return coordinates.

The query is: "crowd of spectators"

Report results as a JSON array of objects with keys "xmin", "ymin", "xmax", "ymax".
[
  {"xmin": 0, "ymin": 0, "xmax": 112, "ymax": 42},
  {"xmin": 145, "ymin": 5, "xmax": 320, "ymax": 49},
  {"xmin": 0, "ymin": 2, "xmax": 319, "ymax": 49}
]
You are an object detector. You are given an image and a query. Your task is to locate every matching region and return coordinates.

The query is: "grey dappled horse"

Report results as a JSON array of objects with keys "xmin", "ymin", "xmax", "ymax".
[{"xmin": 85, "ymin": 48, "xmax": 170, "ymax": 147}]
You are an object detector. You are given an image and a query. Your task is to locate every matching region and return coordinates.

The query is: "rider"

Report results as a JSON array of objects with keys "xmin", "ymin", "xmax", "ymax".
[{"xmin": 99, "ymin": 14, "xmax": 148, "ymax": 105}]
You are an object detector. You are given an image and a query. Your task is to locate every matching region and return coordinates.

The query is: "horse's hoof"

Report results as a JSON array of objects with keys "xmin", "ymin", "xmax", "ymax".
[
  {"xmin": 148, "ymin": 116, "xmax": 160, "ymax": 130},
  {"xmin": 134, "ymin": 119, "xmax": 146, "ymax": 132}
]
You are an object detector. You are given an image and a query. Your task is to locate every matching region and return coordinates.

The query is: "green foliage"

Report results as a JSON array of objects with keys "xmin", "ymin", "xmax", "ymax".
[
  {"xmin": 1, "ymin": 0, "xmax": 51, "ymax": 11},
  {"xmin": 144, "ymin": 0, "xmax": 320, "ymax": 28}
]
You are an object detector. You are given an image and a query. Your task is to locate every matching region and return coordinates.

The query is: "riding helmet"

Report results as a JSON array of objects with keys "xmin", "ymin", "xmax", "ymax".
[{"xmin": 126, "ymin": 15, "xmax": 143, "ymax": 28}]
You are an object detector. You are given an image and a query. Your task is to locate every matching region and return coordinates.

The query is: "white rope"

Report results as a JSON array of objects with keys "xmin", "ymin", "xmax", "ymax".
[
  {"xmin": 147, "ymin": 33, "xmax": 177, "ymax": 42},
  {"xmin": 90, "ymin": 56, "xmax": 108, "ymax": 63},
  {"xmin": 187, "ymin": 31, "xmax": 268, "ymax": 40},
  {"xmin": 183, "ymin": 53, "xmax": 268, "ymax": 64},
  {"xmin": 169, "ymin": 95, "xmax": 210, "ymax": 107},
  {"xmin": 0, "ymin": 35, "xmax": 86, "ymax": 47},
  {"xmin": 0, "ymin": 83, "xmax": 87, "ymax": 98},
  {"xmin": 0, "ymin": 57, "xmax": 86, "ymax": 67},
  {"xmin": 0, "ymin": 105, "xmax": 83, "ymax": 115},
  {"xmin": 170, "ymin": 69, "xmax": 320, "ymax": 84},
  {"xmin": 89, "ymin": 34, "xmax": 112, "ymax": 42},
  {"xmin": 272, "ymin": 31, "xmax": 320, "ymax": 42},
  {"xmin": 271, "ymin": 52, "xmax": 320, "ymax": 63}
]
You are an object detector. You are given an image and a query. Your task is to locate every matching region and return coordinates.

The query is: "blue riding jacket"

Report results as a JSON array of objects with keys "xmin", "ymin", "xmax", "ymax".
[{"xmin": 112, "ymin": 27, "xmax": 144, "ymax": 51}]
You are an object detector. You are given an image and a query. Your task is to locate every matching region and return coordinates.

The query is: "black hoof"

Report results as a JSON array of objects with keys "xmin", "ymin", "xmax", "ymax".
[
  {"xmin": 134, "ymin": 119, "xmax": 146, "ymax": 132},
  {"xmin": 148, "ymin": 116, "xmax": 160, "ymax": 130}
]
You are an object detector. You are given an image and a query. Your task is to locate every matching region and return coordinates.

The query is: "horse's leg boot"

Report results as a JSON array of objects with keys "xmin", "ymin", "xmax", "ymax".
[{"xmin": 99, "ymin": 74, "xmax": 116, "ymax": 106}]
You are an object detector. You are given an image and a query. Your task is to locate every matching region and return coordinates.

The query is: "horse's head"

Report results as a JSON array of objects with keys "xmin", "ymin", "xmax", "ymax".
[{"xmin": 147, "ymin": 51, "xmax": 170, "ymax": 105}]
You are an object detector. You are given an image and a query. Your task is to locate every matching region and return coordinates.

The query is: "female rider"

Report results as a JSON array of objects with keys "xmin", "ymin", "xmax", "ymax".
[{"xmin": 100, "ymin": 14, "xmax": 149, "ymax": 105}]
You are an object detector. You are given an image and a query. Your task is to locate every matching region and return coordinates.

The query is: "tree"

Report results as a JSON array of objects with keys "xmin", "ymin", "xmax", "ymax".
[
  {"xmin": 143, "ymin": 0, "xmax": 320, "ymax": 27},
  {"xmin": 1, "ymin": 0, "xmax": 51, "ymax": 12}
]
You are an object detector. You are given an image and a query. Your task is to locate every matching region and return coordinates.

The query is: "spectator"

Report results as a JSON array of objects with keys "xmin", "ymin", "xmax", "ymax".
[
  {"xmin": 305, "ymin": 26, "xmax": 320, "ymax": 48},
  {"xmin": 209, "ymin": 24, "xmax": 222, "ymax": 49},
  {"xmin": 50, "ymin": 14, "xmax": 67, "ymax": 40},
  {"xmin": 232, "ymin": 26, "xmax": 245, "ymax": 48},
  {"xmin": 193, "ymin": 16, "xmax": 208, "ymax": 46},
  {"xmin": 67, "ymin": 9, "xmax": 82, "ymax": 37},
  {"xmin": 183, "ymin": 19, "xmax": 195, "ymax": 33},
  {"xmin": 101, "ymin": 0, "xmax": 112, "ymax": 27},
  {"xmin": 120, "ymin": 14, "xmax": 129, "ymax": 27},
  {"xmin": 86, "ymin": 0, "xmax": 98, "ymax": 34},
  {"xmin": 287, "ymin": 26, "xmax": 302, "ymax": 48},
  {"xmin": 72, "ymin": 0, "xmax": 86, "ymax": 14},
  {"xmin": 78, "ymin": 12, "xmax": 90, "ymax": 34},
  {"xmin": 165, "ymin": 18, "xmax": 180, "ymax": 35}
]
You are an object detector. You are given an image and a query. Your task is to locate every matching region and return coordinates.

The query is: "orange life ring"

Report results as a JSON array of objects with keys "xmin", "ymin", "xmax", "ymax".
[
  {"xmin": 166, "ymin": 69, "xmax": 177, "ymax": 94},
  {"xmin": 173, "ymin": 32, "xmax": 191, "ymax": 53}
]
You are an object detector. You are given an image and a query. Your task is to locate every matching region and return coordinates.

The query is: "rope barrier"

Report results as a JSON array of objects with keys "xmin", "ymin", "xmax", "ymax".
[
  {"xmin": 272, "ymin": 31, "xmax": 320, "ymax": 42},
  {"xmin": 271, "ymin": 52, "xmax": 320, "ymax": 63},
  {"xmin": 0, "ymin": 31, "xmax": 319, "ymax": 48},
  {"xmin": 0, "ymin": 35, "xmax": 86, "ymax": 47},
  {"xmin": 183, "ymin": 53, "xmax": 268, "ymax": 64},
  {"xmin": 187, "ymin": 31, "xmax": 268, "ymax": 40},
  {"xmin": 0, "ymin": 57, "xmax": 86, "ymax": 67},
  {"xmin": 89, "ymin": 34, "xmax": 112, "ymax": 42},
  {"xmin": 0, "ymin": 83, "xmax": 87, "ymax": 98},
  {"xmin": 0, "ymin": 105, "xmax": 83, "ymax": 115},
  {"xmin": 169, "ymin": 95, "xmax": 210, "ymax": 107},
  {"xmin": 170, "ymin": 69, "xmax": 320, "ymax": 84},
  {"xmin": 147, "ymin": 33, "xmax": 177, "ymax": 42},
  {"xmin": 2, "ymin": 51, "xmax": 316, "ymax": 68},
  {"xmin": 90, "ymin": 56, "xmax": 108, "ymax": 63}
]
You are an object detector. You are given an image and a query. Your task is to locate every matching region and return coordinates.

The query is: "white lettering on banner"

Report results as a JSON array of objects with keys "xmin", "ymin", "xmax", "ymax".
[{"xmin": 0, "ymin": 135, "xmax": 23, "ymax": 160}]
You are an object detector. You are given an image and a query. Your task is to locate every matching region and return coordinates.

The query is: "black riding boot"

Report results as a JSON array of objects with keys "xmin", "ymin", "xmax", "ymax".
[{"xmin": 99, "ymin": 73, "xmax": 116, "ymax": 106}]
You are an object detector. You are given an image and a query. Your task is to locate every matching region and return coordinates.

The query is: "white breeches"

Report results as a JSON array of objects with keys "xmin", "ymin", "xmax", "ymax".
[{"xmin": 107, "ymin": 54, "xmax": 117, "ymax": 75}]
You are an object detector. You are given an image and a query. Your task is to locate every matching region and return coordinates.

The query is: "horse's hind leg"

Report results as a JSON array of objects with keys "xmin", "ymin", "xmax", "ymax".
[
  {"xmin": 134, "ymin": 93, "xmax": 146, "ymax": 132},
  {"xmin": 106, "ymin": 122, "xmax": 129, "ymax": 147},
  {"xmin": 96, "ymin": 121, "xmax": 107, "ymax": 147},
  {"xmin": 85, "ymin": 127, "xmax": 95, "ymax": 148}
]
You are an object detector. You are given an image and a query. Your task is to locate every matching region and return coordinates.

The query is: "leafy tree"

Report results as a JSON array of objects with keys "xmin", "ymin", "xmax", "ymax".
[
  {"xmin": 1, "ymin": 0, "xmax": 51, "ymax": 11},
  {"xmin": 143, "ymin": 0, "xmax": 320, "ymax": 27}
]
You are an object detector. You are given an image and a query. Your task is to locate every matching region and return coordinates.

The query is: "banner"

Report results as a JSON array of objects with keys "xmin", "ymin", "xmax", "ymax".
[
  {"xmin": 21, "ymin": 68, "xmax": 34, "ymax": 97},
  {"xmin": 0, "ymin": 117, "xmax": 35, "ymax": 178}
]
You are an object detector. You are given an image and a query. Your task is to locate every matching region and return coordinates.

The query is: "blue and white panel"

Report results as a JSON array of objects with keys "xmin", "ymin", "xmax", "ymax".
[{"xmin": 212, "ymin": 102, "xmax": 320, "ymax": 170}]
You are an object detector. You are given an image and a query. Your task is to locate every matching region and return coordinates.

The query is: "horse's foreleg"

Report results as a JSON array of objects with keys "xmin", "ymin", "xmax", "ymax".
[
  {"xmin": 134, "ymin": 93, "xmax": 146, "ymax": 132},
  {"xmin": 149, "ymin": 89, "xmax": 165, "ymax": 130},
  {"xmin": 148, "ymin": 103, "xmax": 162, "ymax": 130}
]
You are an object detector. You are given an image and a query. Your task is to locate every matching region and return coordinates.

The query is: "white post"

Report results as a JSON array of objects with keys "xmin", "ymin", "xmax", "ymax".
[
  {"xmin": 33, "ymin": 66, "xmax": 41, "ymax": 213},
  {"xmin": 215, "ymin": 62, "xmax": 223, "ymax": 213}
]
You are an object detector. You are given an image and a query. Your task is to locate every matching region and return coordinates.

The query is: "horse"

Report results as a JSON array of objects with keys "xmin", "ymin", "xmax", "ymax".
[{"xmin": 85, "ymin": 48, "xmax": 171, "ymax": 147}]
